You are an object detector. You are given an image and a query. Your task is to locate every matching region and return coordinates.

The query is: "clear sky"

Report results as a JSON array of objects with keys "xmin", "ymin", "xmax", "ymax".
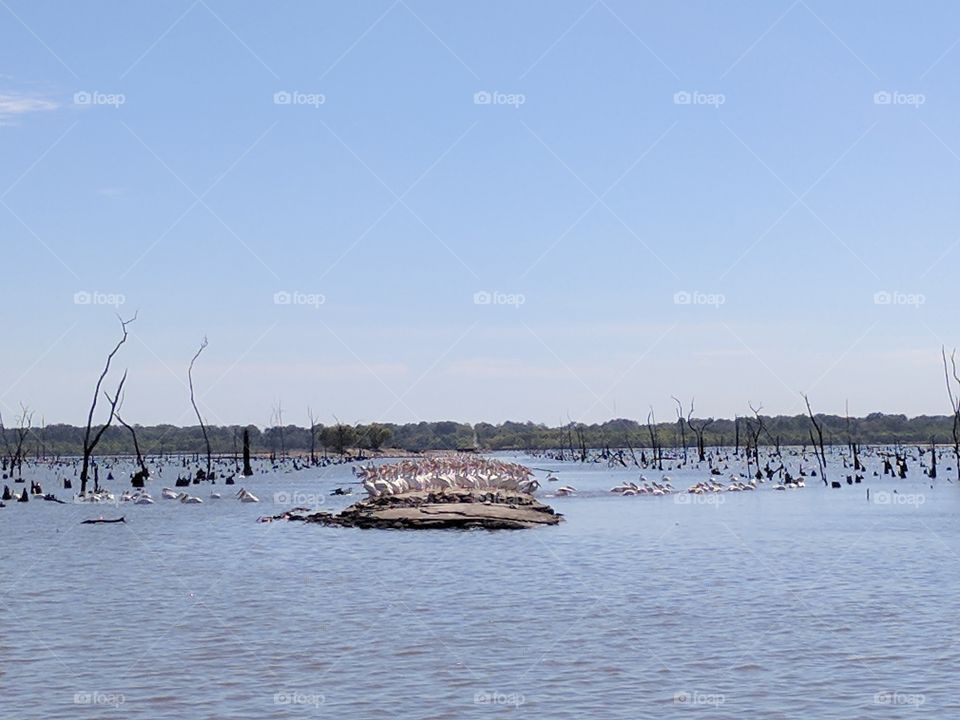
[{"xmin": 1, "ymin": 0, "xmax": 958, "ymax": 428}]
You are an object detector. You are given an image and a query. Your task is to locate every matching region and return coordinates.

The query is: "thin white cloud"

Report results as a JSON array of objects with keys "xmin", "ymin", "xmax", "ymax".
[{"xmin": 0, "ymin": 93, "xmax": 58, "ymax": 120}]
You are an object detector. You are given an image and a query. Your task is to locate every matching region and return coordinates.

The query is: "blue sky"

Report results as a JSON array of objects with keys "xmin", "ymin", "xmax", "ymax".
[{"xmin": 1, "ymin": 0, "xmax": 959, "ymax": 427}]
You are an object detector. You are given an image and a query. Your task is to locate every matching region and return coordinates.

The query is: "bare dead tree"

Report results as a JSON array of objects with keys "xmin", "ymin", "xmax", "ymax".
[
  {"xmin": 36, "ymin": 415, "xmax": 47, "ymax": 460},
  {"xmin": 0, "ymin": 412, "xmax": 11, "ymax": 474},
  {"xmin": 929, "ymin": 436, "xmax": 937, "ymax": 480},
  {"xmin": 685, "ymin": 398, "xmax": 714, "ymax": 463},
  {"xmin": 307, "ymin": 406, "xmax": 319, "ymax": 465},
  {"xmin": 331, "ymin": 414, "xmax": 349, "ymax": 457},
  {"xmin": 843, "ymin": 399, "xmax": 862, "ymax": 471},
  {"xmin": 188, "ymin": 336, "xmax": 212, "ymax": 479},
  {"xmin": 80, "ymin": 314, "xmax": 135, "ymax": 494},
  {"xmin": 272, "ymin": 400, "xmax": 286, "ymax": 459},
  {"xmin": 242, "ymin": 427, "xmax": 253, "ymax": 476},
  {"xmin": 646, "ymin": 408, "xmax": 663, "ymax": 470},
  {"xmin": 942, "ymin": 347, "xmax": 960, "ymax": 482},
  {"xmin": 4, "ymin": 404, "xmax": 34, "ymax": 479},
  {"xmin": 803, "ymin": 394, "xmax": 828, "ymax": 486},
  {"xmin": 740, "ymin": 403, "xmax": 764, "ymax": 479},
  {"xmin": 623, "ymin": 425, "xmax": 641, "ymax": 468},
  {"xmin": 574, "ymin": 423, "xmax": 587, "ymax": 462},
  {"xmin": 748, "ymin": 402, "xmax": 765, "ymax": 460},
  {"xmin": 671, "ymin": 396, "xmax": 688, "ymax": 464},
  {"xmin": 115, "ymin": 397, "xmax": 148, "ymax": 482}
]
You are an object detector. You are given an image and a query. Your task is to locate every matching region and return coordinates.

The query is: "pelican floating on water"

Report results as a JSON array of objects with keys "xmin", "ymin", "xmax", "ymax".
[{"xmin": 236, "ymin": 488, "xmax": 259, "ymax": 503}]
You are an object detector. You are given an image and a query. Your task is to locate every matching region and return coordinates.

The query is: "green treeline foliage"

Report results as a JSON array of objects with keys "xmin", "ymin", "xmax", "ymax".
[{"xmin": 4, "ymin": 413, "xmax": 957, "ymax": 456}]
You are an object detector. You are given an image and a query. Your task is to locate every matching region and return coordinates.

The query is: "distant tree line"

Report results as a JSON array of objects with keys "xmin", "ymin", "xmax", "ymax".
[{"xmin": 5, "ymin": 413, "xmax": 959, "ymax": 457}]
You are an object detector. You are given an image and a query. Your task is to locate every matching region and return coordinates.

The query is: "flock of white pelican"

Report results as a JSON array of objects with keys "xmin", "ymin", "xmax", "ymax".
[
  {"xmin": 609, "ymin": 474, "xmax": 805, "ymax": 496},
  {"xmin": 356, "ymin": 457, "xmax": 539, "ymax": 498},
  {"xmin": 74, "ymin": 488, "xmax": 260, "ymax": 505},
  {"xmin": 352, "ymin": 460, "xmax": 811, "ymax": 500},
  {"xmin": 549, "ymin": 473, "xmax": 806, "ymax": 497},
  {"xmin": 609, "ymin": 477, "xmax": 676, "ymax": 496}
]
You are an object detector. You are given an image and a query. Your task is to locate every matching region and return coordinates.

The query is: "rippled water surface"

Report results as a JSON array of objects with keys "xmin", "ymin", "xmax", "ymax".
[{"xmin": 1, "ymin": 452, "xmax": 957, "ymax": 719}]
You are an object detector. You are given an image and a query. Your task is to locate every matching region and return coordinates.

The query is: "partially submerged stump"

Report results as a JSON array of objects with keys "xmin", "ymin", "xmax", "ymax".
[
  {"xmin": 81, "ymin": 516, "xmax": 126, "ymax": 525},
  {"xmin": 264, "ymin": 489, "xmax": 563, "ymax": 530}
]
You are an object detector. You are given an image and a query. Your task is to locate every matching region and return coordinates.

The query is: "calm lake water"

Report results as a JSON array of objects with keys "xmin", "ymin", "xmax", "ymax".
[{"xmin": 1, "ymin": 450, "xmax": 956, "ymax": 719}]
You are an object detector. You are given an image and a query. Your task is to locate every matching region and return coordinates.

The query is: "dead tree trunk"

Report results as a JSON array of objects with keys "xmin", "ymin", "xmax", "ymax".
[
  {"xmin": 116, "ymin": 407, "xmax": 149, "ymax": 482},
  {"xmin": 942, "ymin": 347, "xmax": 960, "ymax": 482},
  {"xmin": 748, "ymin": 403, "xmax": 765, "ymax": 470},
  {"xmin": 307, "ymin": 407, "xmax": 318, "ymax": 465},
  {"xmin": 80, "ymin": 314, "xmax": 135, "ymax": 495},
  {"xmin": 647, "ymin": 409, "xmax": 662, "ymax": 471},
  {"xmin": 242, "ymin": 427, "xmax": 253, "ymax": 476},
  {"xmin": 188, "ymin": 337, "xmax": 212, "ymax": 479},
  {"xmin": 671, "ymin": 396, "xmax": 688, "ymax": 464},
  {"xmin": 13, "ymin": 405, "xmax": 32, "ymax": 478},
  {"xmin": 685, "ymin": 399, "xmax": 713, "ymax": 464},
  {"xmin": 623, "ymin": 427, "xmax": 641, "ymax": 468},
  {"xmin": 272, "ymin": 401, "xmax": 286, "ymax": 459},
  {"xmin": 803, "ymin": 394, "xmax": 828, "ymax": 486},
  {"xmin": 0, "ymin": 414, "xmax": 12, "ymax": 475}
]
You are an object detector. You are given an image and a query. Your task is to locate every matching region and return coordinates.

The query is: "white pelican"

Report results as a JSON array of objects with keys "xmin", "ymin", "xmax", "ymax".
[
  {"xmin": 519, "ymin": 479, "xmax": 540, "ymax": 494},
  {"xmin": 236, "ymin": 488, "xmax": 260, "ymax": 503},
  {"xmin": 177, "ymin": 493, "xmax": 203, "ymax": 504},
  {"xmin": 161, "ymin": 488, "xmax": 179, "ymax": 500}
]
